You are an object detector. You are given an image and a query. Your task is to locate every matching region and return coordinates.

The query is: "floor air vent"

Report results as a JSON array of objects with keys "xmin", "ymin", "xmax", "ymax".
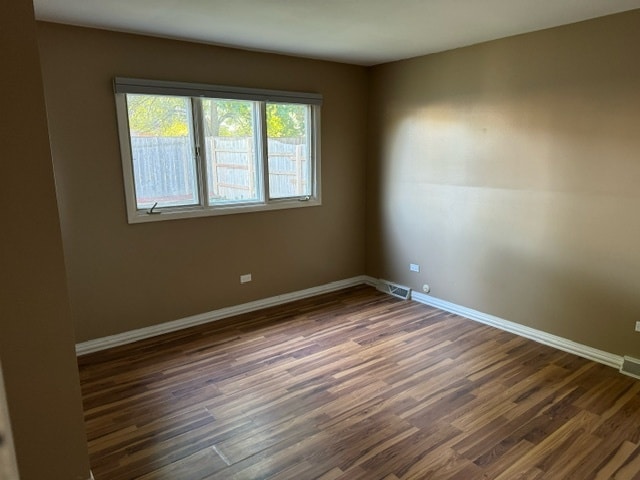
[
  {"xmin": 620, "ymin": 356, "xmax": 640, "ymax": 379},
  {"xmin": 378, "ymin": 280, "xmax": 411, "ymax": 300}
]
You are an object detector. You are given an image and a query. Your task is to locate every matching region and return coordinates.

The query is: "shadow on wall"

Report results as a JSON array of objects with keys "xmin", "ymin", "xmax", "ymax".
[
  {"xmin": 371, "ymin": 95, "xmax": 640, "ymax": 356},
  {"xmin": 373, "ymin": 151, "xmax": 640, "ymax": 356},
  {"xmin": 368, "ymin": 13, "xmax": 640, "ymax": 358},
  {"xmin": 467, "ymin": 236, "xmax": 640, "ymax": 356}
]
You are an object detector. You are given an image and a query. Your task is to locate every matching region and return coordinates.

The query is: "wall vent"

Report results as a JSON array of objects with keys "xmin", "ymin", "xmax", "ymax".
[
  {"xmin": 620, "ymin": 356, "xmax": 640, "ymax": 379},
  {"xmin": 378, "ymin": 279, "xmax": 411, "ymax": 300}
]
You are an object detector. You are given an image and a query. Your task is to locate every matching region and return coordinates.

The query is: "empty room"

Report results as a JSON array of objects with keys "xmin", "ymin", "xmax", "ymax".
[{"xmin": 2, "ymin": 1, "xmax": 640, "ymax": 479}]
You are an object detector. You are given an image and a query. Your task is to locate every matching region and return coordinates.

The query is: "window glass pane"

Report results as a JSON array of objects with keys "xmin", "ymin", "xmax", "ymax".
[
  {"xmin": 202, "ymin": 99, "xmax": 260, "ymax": 205},
  {"xmin": 266, "ymin": 103, "xmax": 311, "ymax": 199},
  {"xmin": 126, "ymin": 94, "xmax": 198, "ymax": 209}
]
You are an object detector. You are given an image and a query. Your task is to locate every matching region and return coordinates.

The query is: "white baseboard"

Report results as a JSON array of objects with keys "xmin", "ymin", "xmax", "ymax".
[
  {"xmin": 76, "ymin": 275, "xmax": 376, "ymax": 355},
  {"xmin": 410, "ymin": 290, "xmax": 623, "ymax": 370},
  {"xmin": 76, "ymin": 274, "xmax": 628, "ymax": 377}
]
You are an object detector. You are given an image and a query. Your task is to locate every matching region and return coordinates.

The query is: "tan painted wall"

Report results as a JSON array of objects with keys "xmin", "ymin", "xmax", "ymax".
[
  {"xmin": 367, "ymin": 10, "xmax": 640, "ymax": 357},
  {"xmin": 0, "ymin": 2, "xmax": 91, "ymax": 479},
  {"xmin": 37, "ymin": 23, "xmax": 368, "ymax": 342}
]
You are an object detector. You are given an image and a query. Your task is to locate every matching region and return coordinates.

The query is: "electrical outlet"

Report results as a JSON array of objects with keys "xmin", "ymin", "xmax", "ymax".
[
  {"xmin": 635, "ymin": 321, "xmax": 640, "ymax": 332},
  {"xmin": 422, "ymin": 284, "xmax": 430, "ymax": 293},
  {"xmin": 409, "ymin": 263, "xmax": 420, "ymax": 273},
  {"xmin": 240, "ymin": 273, "xmax": 252, "ymax": 284}
]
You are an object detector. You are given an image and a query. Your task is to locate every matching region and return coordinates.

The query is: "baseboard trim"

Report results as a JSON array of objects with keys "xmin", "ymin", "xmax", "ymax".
[
  {"xmin": 410, "ymin": 290, "xmax": 623, "ymax": 370},
  {"xmin": 76, "ymin": 276, "xmax": 376, "ymax": 355},
  {"xmin": 76, "ymin": 274, "xmax": 629, "ymax": 376}
]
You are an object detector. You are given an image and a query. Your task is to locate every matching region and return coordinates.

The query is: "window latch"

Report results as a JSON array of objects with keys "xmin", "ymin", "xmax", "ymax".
[
  {"xmin": 147, "ymin": 202, "xmax": 162, "ymax": 215},
  {"xmin": 298, "ymin": 196, "xmax": 311, "ymax": 202}
]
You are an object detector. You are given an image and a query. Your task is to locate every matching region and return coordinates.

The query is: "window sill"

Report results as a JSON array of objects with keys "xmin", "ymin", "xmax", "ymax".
[{"xmin": 126, "ymin": 197, "xmax": 322, "ymax": 224}]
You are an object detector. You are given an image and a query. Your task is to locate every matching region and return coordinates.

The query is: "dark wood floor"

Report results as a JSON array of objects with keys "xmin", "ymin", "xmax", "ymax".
[{"xmin": 79, "ymin": 285, "xmax": 640, "ymax": 480}]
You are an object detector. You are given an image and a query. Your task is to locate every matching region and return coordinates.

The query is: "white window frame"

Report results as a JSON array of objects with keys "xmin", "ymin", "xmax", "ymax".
[{"xmin": 114, "ymin": 77, "xmax": 322, "ymax": 223}]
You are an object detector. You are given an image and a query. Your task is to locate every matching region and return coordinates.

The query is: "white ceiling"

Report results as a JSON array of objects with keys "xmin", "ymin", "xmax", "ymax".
[{"xmin": 33, "ymin": 0, "xmax": 640, "ymax": 66}]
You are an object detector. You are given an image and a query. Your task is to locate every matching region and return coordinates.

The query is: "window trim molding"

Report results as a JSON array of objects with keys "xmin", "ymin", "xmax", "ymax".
[
  {"xmin": 114, "ymin": 77, "xmax": 322, "ymax": 106},
  {"xmin": 114, "ymin": 79, "xmax": 322, "ymax": 224}
]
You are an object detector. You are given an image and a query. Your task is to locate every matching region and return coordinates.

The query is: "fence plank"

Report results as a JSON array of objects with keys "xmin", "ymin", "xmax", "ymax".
[{"xmin": 130, "ymin": 136, "xmax": 308, "ymax": 205}]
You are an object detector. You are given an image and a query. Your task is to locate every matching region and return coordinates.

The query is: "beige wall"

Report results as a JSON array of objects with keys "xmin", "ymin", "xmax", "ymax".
[
  {"xmin": 367, "ymin": 10, "xmax": 640, "ymax": 357},
  {"xmin": 3, "ymin": 7, "xmax": 636, "ymax": 478},
  {"xmin": 37, "ymin": 23, "xmax": 368, "ymax": 342},
  {"xmin": 35, "ymin": 12, "xmax": 640, "ymax": 358},
  {"xmin": 0, "ymin": 2, "xmax": 90, "ymax": 479}
]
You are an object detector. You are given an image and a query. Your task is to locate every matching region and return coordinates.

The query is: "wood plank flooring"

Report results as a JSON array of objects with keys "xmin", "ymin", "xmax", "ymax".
[{"xmin": 78, "ymin": 286, "xmax": 640, "ymax": 479}]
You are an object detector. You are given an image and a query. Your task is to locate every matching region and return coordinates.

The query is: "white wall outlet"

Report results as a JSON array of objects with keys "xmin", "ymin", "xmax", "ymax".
[
  {"xmin": 635, "ymin": 321, "xmax": 640, "ymax": 332},
  {"xmin": 409, "ymin": 263, "xmax": 420, "ymax": 273},
  {"xmin": 422, "ymin": 284, "xmax": 430, "ymax": 293},
  {"xmin": 240, "ymin": 273, "xmax": 252, "ymax": 284}
]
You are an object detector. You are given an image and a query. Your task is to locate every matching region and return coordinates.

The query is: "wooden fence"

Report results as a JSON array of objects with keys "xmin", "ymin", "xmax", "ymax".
[{"xmin": 131, "ymin": 136, "xmax": 309, "ymax": 206}]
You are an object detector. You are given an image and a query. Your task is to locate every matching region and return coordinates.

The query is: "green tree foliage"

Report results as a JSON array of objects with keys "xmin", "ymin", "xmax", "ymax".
[
  {"xmin": 127, "ymin": 94, "xmax": 306, "ymax": 138},
  {"xmin": 127, "ymin": 94, "xmax": 189, "ymax": 137},
  {"xmin": 203, "ymin": 99, "xmax": 252, "ymax": 137},
  {"xmin": 266, "ymin": 103, "xmax": 306, "ymax": 138}
]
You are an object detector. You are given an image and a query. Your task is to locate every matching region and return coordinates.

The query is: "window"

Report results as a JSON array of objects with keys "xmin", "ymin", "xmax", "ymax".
[{"xmin": 114, "ymin": 78, "xmax": 321, "ymax": 223}]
